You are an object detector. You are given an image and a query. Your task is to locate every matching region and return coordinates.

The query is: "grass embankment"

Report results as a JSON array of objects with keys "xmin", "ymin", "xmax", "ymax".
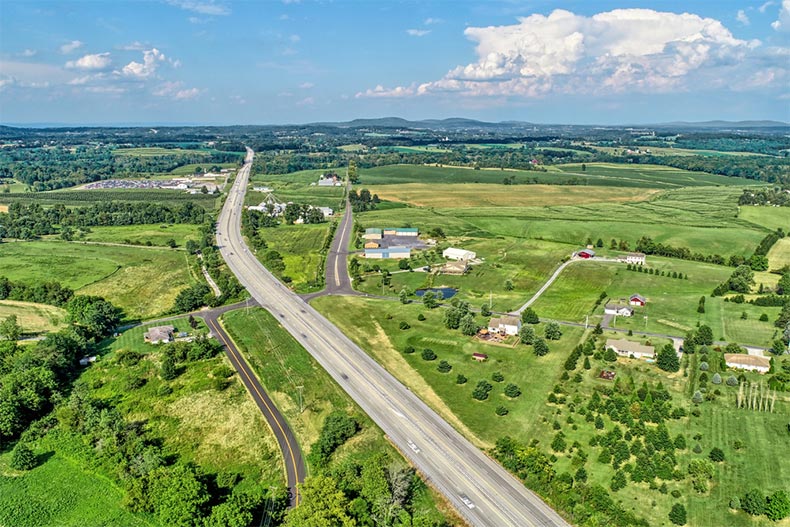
[
  {"xmin": 310, "ymin": 295, "xmax": 585, "ymax": 447},
  {"xmin": 0, "ymin": 300, "xmax": 66, "ymax": 335},
  {"xmin": 0, "ymin": 241, "xmax": 196, "ymax": 319}
]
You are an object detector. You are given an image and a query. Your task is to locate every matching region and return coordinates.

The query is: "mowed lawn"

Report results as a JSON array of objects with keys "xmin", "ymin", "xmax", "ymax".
[
  {"xmin": 72, "ymin": 224, "xmax": 201, "ymax": 247},
  {"xmin": 531, "ymin": 258, "xmax": 780, "ymax": 346},
  {"xmin": 0, "ymin": 300, "xmax": 66, "ymax": 334},
  {"xmin": 0, "ymin": 241, "xmax": 196, "ymax": 319},
  {"xmin": 366, "ymin": 183, "xmax": 659, "ymax": 208},
  {"xmin": 310, "ymin": 295, "xmax": 585, "ymax": 447}
]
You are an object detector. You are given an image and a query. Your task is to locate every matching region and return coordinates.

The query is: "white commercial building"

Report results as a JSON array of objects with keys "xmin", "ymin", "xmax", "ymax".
[{"xmin": 443, "ymin": 247, "xmax": 476, "ymax": 261}]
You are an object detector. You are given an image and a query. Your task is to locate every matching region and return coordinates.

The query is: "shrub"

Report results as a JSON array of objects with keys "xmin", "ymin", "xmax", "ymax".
[
  {"xmin": 495, "ymin": 406, "xmax": 509, "ymax": 416},
  {"xmin": 308, "ymin": 411, "xmax": 359, "ymax": 467},
  {"xmin": 492, "ymin": 371, "xmax": 505, "ymax": 382},
  {"xmin": 399, "ymin": 321, "xmax": 411, "ymax": 330},
  {"xmin": 729, "ymin": 496, "xmax": 741, "ymax": 510},
  {"xmin": 10, "ymin": 443, "xmax": 37, "ymax": 471},
  {"xmin": 611, "ymin": 470, "xmax": 627, "ymax": 492},
  {"xmin": 404, "ymin": 345, "xmax": 415, "ymax": 354},
  {"xmin": 417, "ymin": 313, "xmax": 426, "ymax": 321},
  {"xmin": 766, "ymin": 490, "xmax": 790, "ymax": 521},
  {"xmin": 741, "ymin": 489, "xmax": 765, "ymax": 516},
  {"xmin": 711, "ymin": 373, "xmax": 722, "ymax": 385},
  {"xmin": 472, "ymin": 380, "xmax": 493, "ymax": 401},
  {"xmin": 544, "ymin": 322, "xmax": 562, "ymax": 340},
  {"xmin": 669, "ymin": 503, "xmax": 687, "ymax": 526},
  {"xmin": 533, "ymin": 337, "xmax": 549, "ymax": 356},
  {"xmin": 726, "ymin": 375, "xmax": 739, "ymax": 386},
  {"xmin": 504, "ymin": 383, "xmax": 521, "ymax": 398},
  {"xmin": 456, "ymin": 374, "xmax": 467, "ymax": 384},
  {"xmin": 437, "ymin": 360, "xmax": 452, "ymax": 373},
  {"xmin": 693, "ymin": 443, "xmax": 703, "ymax": 454},
  {"xmin": 699, "ymin": 361, "xmax": 709, "ymax": 371},
  {"xmin": 157, "ymin": 384, "xmax": 173, "ymax": 396},
  {"xmin": 671, "ymin": 490, "xmax": 682, "ymax": 499},
  {"xmin": 709, "ymin": 447, "xmax": 725, "ymax": 462},
  {"xmin": 692, "ymin": 391, "xmax": 703, "ymax": 404},
  {"xmin": 421, "ymin": 348, "xmax": 437, "ymax": 361},
  {"xmin": 551, "ymin": 432, "xmax": 567, "ymax": 452},
  {"xmin": 760, "ymin": 313, "xmax": 769, "ymax": 322}
]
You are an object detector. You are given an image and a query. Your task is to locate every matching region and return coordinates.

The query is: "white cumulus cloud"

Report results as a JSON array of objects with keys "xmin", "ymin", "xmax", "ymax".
[
  {"xmin": 59, "ymin": 40, "xmax": 83, "ymax": 54},
  {"xmin": 166, "ymin": 0, "xmax": 229, "ymax": 15},
  {"xmin": 736, "ymin": 10, "xmax": 750, "ymax": 25},
  {"xmin": 299, "ymin": 81, "xmax": 314, "ymax": 89},
  {"xmin": 119, "ymin": 48, "xmax": 166, "ymax": 79},
  {"xmin": 19, "ymin": 49, "xmax": 37, "ymax": 57},
  {"xmin": 406, "ymin": 29, "xmax": 430, "ymax": 37},
  {"xmin": 153, "ymin": 81, "xmax": 200, "ymax": 100},
  {"xmin": 360, "ymin": 8, "xmax": 779, "ymax": 99},
  {"xmin": 66, "ymin": 52, "xmax": 112, "ymax": 70},
  {"xmin": 772, "ymin": 0, "xmax": 790, "ymax": 30}
]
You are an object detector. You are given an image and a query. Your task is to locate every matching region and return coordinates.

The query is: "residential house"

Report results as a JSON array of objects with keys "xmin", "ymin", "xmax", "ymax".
[
  {"xmin": 316, "ymin": 206, "xmax": 334, "ymax": 218},
  {"xmin": 604, "ymin": 303, "xmax": 633, "ymax": 317},
  {"xmin": 487, "ymin": 316, "xmax": 522, "ymax": 336},
  {"xmin": 724, "ymin": 353, "xmax": 771, "ymax": 374},
  {"xmin": 443, "ymin": 247, "xmax": 476, "ymax": 261},
  {"xmin": 629, "ymin": 294, "xmax": 646, "ymax": 306},
  {"xmin": 440, "ymin": 260, "xmax": 469, "ymax": 275},
  {"xmin": 144, "ymin": 325, "xmax": 175, "ymax": 344},
  {"xmin": 626, "ymin": 252, "xmax": 646, "ymax": 265},
  {"xmin": 605, "ymin": 338, "xmax": 655, "ymax": 359}
]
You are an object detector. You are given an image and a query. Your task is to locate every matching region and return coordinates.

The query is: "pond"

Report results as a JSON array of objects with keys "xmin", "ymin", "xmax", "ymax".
[{"xmin": 414, "ymin": 287, "xmax": 458, "ymax": 299}]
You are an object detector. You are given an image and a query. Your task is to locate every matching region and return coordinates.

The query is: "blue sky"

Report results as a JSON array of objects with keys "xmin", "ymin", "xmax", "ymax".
[{"xmin": 1, "ymin": 0, "xmax": 788, "ymax": 125}]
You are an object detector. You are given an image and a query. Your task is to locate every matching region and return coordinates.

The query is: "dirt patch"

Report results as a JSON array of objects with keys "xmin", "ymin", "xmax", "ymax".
[
  {"xmin": 0, "ymin": 205, "xmax": 7, "ymax": 213},
  {"xmin": 368, "ymin": 321, "xmax": 491, "ymax": 449}
]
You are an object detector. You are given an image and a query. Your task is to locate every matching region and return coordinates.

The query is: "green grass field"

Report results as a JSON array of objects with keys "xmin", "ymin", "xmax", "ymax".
[
  {"xmin": 739, "ymin": 205, "xmax": 790, "ymax": 231},
  {"xmin": 73, "ymin": 224, "xmax": 200, "ymax": 247},
  {"xmin": 254, "ymin": 223, "xmax": 331, "ymax": 293},
  {"xmin": 359, "ymin": 163, "xmax": 759, "ymax": 188},
  {"xmin": 248, "ymin": 168, "xmax": 345, "ymax": 208},
  {"xmin": 0, "ymin": 300, "xmax": 66, "ymax": 335},
  {"xmin": 170, "ymin": 162, "xmax": 238, "ymax": 175},
  {"xmin": 531, "ymin": 258, "xmax": 780, "ymax": 346},
  {"xmin": 0, "ymin": 189, "xmax": 219, "ymax": 208},
  {"xmin": 0, "ymin": 241, "xmax": 197, "ymax": 319}
]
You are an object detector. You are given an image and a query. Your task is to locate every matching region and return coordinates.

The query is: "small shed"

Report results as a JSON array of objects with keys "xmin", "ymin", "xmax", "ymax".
[
  {"xmin": 472, "ymin": 353, "xmax": 488, "ymax": 362},
  {"xmin": 577, "ymin": 249, "xmax": 595, "ymax": 259},
  {"xmin": 629, "ymin": 294, "xmax": 646, "ymax": 306}
]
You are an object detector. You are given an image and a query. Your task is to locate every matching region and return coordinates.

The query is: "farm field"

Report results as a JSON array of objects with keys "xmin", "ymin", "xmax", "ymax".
[
  {"xmin": 0, "ymin": 241, "xmax": 196, "ymax": 319},
  {"xmin": 73, "ymin": 224, "xmax": 200, "ymax": 247},
  {"xmin": 768, "ymin": 238, "xmax": 790, "ymax": 270},
  {"xmin": 0, "ymin": 300, "xmax": 66, "ymax": 335},
  {"xmin": 588, "ymin": 144, "xmax": 774, "ymax": 157},
  {"xmin": 170, "ymin": 162, "xmax": 238, "ymax": 175},
  {"xmin": 0, "ymin": 189, "xmax": 218, "ymax": 207},
  {"xmin": 739, "ymin": 205, "xmax": 790, "ymax": 231},
  {"xmin": 366, "ymin": 183, "xmax": 659, "ymax": 208},
  {"xmin": 531, "ymin": 259, "xmax": 781, "ymax": 346},
  {"xmin": 359, "ymin": 162, "xmax": 759, "ymax": 188},
  {"xmin": 310, "ymin": 295, "xmax": 586, "ymax": 446},
  {"xmin": 248, "ymin": 167, "xmax": 345, "ymax": 208},
  {"xmin": 551, "ymin": 162, "xmax": 761, "ymax": 187}
]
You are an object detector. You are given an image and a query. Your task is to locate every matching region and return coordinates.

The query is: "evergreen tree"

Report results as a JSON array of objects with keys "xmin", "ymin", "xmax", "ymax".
[
  {"xmin": 766, "ymin": 490, "xmax": 790, "ymax": 521},
  {"xmin": 521, "ymin": 308, "xmax": 539, "ymax": 324},
  {"xmin": 669, "ymin": 503, "xmax": 687, "ymax": 526},
  {"xmin": 657, "ymin": 343, "xmax": 680, "ymax": 372},
  {"xmin": 533, "ymin": 337, "xmax": 549, "ymax": 357},
  {"xmin": 10, "ymin": 443, "xmax": 36, "ymax": 470}
]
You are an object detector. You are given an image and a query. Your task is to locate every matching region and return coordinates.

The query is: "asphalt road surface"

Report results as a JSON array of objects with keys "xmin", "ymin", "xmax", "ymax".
[{"xmin": 216, "ymin": 148, "xmax": 571, "ymax": 527}]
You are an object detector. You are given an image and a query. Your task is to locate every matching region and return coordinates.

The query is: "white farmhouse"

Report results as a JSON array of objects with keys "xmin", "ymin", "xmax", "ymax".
[{"xmin": 487, "ymin": 316, "xmax": 521, "ymax": 336}]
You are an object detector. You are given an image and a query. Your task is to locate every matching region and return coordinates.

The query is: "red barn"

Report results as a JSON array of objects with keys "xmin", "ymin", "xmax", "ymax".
[
  {"xmin": 577, "ymin": 249, "xmax": 595, "ymax": 259},
  {"xmin": 630, "ymin": 294, "xmax": 646, "ymax": 306}
]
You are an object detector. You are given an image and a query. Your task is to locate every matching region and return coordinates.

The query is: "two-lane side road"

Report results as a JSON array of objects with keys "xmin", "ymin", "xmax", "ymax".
[{"xmin": 217, "ymin": 148, "xmax": 571, "ymax": 527}]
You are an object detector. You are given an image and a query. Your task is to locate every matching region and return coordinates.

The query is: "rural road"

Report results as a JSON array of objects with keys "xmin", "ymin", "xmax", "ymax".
[
  {"xmin": 217, "ymin": 148, "xmax": 571, "ymax": 527},
  {"xmin": 202, "ymin": 309, "xmax": 306, "ymax": 508}
]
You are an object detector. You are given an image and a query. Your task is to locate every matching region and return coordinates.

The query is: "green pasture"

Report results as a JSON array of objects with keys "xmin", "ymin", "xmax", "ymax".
[
  {"xmin": 589, "ymin": 144, "xmax": 773, "ymax": 158},
  {"xmin": 531, "ymin": 259, "xmax": 780, "ymax": 346},
  {"xmin": 740, "ymin": 205, "xmax": 790, "ymax": 231},
  {"xmin": 0, "ymin": 189, "xmax": 218, "ymax": 208},
  {"xmin": 768, "ymin": 238, "xmax": 790, "ymax": 270},
  {"xmin": 71, "ymin": 224, "xmax": 200, "ymax": 247},
  {"xmin": 310, "ymin": 295, "xmax": 586, "ymax": 446},
  {"xmin": 0, "ymin": 241, "xmax": 196, "ymax": 319},
  {"xmin": 170, "ymin": 162, "xmax": 238, "ymax": 175}
]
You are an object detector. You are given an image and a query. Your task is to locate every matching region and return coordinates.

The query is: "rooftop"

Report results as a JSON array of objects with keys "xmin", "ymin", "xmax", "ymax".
[
  {"xmin": 606, "ymin": 338, "xmax": 655, "ymax": 355},
  {"xmin": 724, "ymin": 353, "xmax": 770, "ymax": 368}
]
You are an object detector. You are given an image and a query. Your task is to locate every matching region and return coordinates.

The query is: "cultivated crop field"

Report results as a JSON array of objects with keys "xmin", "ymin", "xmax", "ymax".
[
  {"xmin": 360, "ymin": 163, "xmax": 759, "ymax": 188},
  {"xmin": 0, "ymin": 189, "xmax": 218, "ymax": 207},
  {"xmin": 0, "ymin": 300, "xmax": 66, "ymax": 335},
  {"xmin": 768, "ymin": 238, "xmax": 790, "ymax": 270},
  {"xmin": 0, "ymin": 241, "xmax": 196, "ymax": 319},
  {"xmin": 366, "ymin": 183, "xmax": 659, "ymax": 208},
  {"xmin": 113, "ymin": 147, "xmax": 213, "ymax": 157},
  {"xmin": 739, "ymin": 205, "xmax": 790, "ymax": 232}
]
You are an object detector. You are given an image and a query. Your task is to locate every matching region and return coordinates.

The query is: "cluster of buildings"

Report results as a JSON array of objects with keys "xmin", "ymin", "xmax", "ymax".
[
  {"xmin": 604, "ymin": 294, "xmax": 646, "ymax": 317},
  {"xmin": 247, "ymin": 192, "xmax": 333, "ymax": 221},
  {"xmin": 82, "ymin": 173, "xmax": 227, "ymax": 193},
  {"xmin": 439, "ymin": 247, "xmax": 477, "ymax": 274},
  {"xmin": 363, "ymin": 227, "xmax": 419, "ymax": 259},
  {"xmin": 316, "ymin": 173, "xmax": 343, "ymax": 187}
]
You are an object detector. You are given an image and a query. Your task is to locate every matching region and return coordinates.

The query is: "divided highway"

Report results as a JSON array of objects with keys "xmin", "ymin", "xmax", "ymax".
[{"xmin": 217, "ymin": 148, "xmax": 571, "ymax": 527}]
